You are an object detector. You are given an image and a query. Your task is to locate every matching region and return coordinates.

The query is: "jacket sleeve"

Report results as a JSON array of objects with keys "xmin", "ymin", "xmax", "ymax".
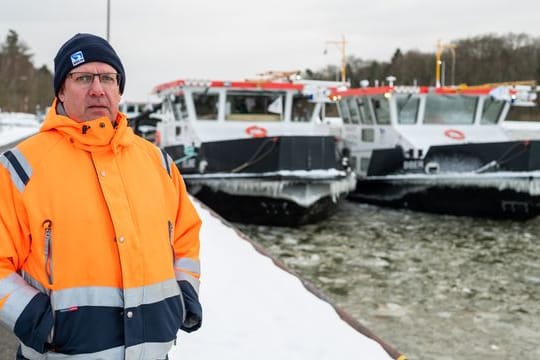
[
  {"xmin": 170, "ymin": 163, "xmax": 203, "ymax": 332},
  {"xmin": 0, "ymin": 157, "xmax": 53, "ymax": 352}
]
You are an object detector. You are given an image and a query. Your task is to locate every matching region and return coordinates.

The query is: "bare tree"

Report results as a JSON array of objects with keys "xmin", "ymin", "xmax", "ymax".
[{"xmin": 0, "ymin": 30, "xmax": 53, "ymax": 112}]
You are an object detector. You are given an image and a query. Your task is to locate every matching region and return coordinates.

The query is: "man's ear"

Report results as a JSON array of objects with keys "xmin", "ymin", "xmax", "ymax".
[{"xmin": 58, "ymin": 86, "xmax": 65, "ymax": 102}]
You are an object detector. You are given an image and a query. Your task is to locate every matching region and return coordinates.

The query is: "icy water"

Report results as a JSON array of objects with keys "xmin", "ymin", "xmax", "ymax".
[{"xmin": 236, "ymin": 201, "xmax": 540, "ymax": 360}]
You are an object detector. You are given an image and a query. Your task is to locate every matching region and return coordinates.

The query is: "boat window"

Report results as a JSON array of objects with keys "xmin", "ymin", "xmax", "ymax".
[
  {"xmin": 125, "ymin": 104, "xmax": 138, "ymax": 113},
  {"xmin": 347, "ymin": 98, "xmax": 360, "ymax": 124},
  {"xmin": 371, "ymin": 96, "xmax": 391, "ymax": 125},
  {"xmin": 424, "ymin": 94, "xmax": 477, "ymax": 125},
  {"xmin": 338, "ymin": 101, "xmax": 351, "ymax": 124},
  {"xmin": 192, "ymin": 92, "xmax": 219, "ymax": 120},
  {"xmin": 292, "ymin": 95, "xmax": 316, "ymax": 122},
  {"xmin": 324, "ymin": 102, "xmax": 340, "ymax": 118},
  {"xmin": 361, "ymin": 128, "xmax": 374, "ymax": 142},
  {"xmin": 481, "ymin": 97, "xmax": 505, "ymax": 124},
  {"xmin": 172, "ymin": 94, "xmax": 189, "ymax": 121},
  {"xmin": 225, "ymin": 91, "xmax": 285, "ymax": 121},
  {"xmin": 356, "ymin": 98, "xmax": 372, "ymax": 124},
  {"xmin": 360, "ymin": 157, "xmax": 370, "ymax": 172},
  {"xmin": 396, "ymin": 95, "xmax": 419, "ymax": 124}
]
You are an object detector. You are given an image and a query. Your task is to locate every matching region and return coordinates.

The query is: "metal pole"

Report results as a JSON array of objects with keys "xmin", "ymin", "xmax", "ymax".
[
  {"xmin": 441, "ymin": 61, "xmax": 445, "ymax": 87},
  {"xmin": 106, "ymin": 0, "xmax": 110, "ymax": 41},
  {"xmin": 450, "ymin": 48, "xmax": 456, "ymax": 86}
]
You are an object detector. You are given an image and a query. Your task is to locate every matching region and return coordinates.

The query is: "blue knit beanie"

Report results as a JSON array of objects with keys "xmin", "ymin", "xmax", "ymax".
[{"xmin": 54, "ymin": 33, "xmax": 125, "ymax": 95}]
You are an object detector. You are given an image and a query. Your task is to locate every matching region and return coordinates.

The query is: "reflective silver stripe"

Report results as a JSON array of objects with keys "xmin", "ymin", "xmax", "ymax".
[
  {"xmin": 18, "ymin": 344, "xmax": 46, "ymax": 360},
  {"xmin": 175, "ymin": 257, "xmax": 201, "ymax": 275},
  {"xmin": 44, "ymin": 278, "xmax": 180, "ymax": 311},
  {"xmin": 51, "ymin": 286, "xmax": 123, "ymax": 310},
  {"xmin": 126, "ymin": 340, "xmax": 174, "ymax": 360},
  {"xmin": 175, "ymin": 271, "xmax": 200, "ymax": 294},
  {"xmin": 124, "ymin": 278, "xmax": 180, "ymax": 309},
  {"xmin": 0, "ymin": 147, "xmax": 32, "ymax": 192},
  {"xmin": 0, "ymin": 273, "xmax": 40, "ymax": 330},
  {"xmin": 21, "ymin": 343, "xmax": 124, "ymax": 359},
  {"xmin": 21, "ymin": 271, "xmax": 49, "ymax": 295},
  {"xmin": 158, "ymin": 147, "xmax": 172, "ymax": 177}
]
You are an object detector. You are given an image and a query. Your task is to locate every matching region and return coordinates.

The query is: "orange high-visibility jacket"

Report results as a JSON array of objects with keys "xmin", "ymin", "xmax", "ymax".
[{"xmin": 0, "ymin": 100, "xmax": 202, "ymax": 359}]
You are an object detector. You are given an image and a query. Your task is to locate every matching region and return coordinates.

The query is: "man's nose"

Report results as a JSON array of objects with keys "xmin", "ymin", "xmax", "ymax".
[{"xmin": 88, "ymin": 76, "xmax": 105, "ymax": 95}]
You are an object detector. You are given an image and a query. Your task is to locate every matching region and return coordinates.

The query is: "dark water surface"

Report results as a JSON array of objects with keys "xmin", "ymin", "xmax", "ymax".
[{"xmin": 236, "ymin": 201, "xmax": 540, "ymax": 360}]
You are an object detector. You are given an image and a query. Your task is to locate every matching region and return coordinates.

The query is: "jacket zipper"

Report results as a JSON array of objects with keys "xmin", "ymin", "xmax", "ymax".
[
  {"xmin": 43, "ymin": 219, "xmax": 54, "ymax": 285},
  {"xmin": 168, "ymin": 220, "xmax": 174, "ymax": 264}
]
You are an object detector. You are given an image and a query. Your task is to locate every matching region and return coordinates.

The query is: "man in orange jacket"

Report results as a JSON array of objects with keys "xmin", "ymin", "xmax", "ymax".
[{"xmin": 0, "ymin": 33, "xmax": 202, "ymax": 359}]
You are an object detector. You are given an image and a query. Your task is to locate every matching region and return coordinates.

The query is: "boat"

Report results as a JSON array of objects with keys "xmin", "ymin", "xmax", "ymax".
[
  {"xmin": 144, "ymin": 76, "xmax": 356, "ymax": 226},
  {"xmin": 330, "ymin": 81, "xmax": 540, "ymax": 219}
]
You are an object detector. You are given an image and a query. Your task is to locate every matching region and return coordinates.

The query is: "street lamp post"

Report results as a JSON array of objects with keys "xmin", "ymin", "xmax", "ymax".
[{"xmin": 106, "ymin": 0, "xmax": 111, "ymax": 41}]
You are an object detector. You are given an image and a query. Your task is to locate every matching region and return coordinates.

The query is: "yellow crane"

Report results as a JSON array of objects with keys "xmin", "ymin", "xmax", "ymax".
[
  {"xmin": 435, "ymin": 40, "xmax": 456, "ymax": 88},
  {"xmin": 325, "ymin": 35, "xmax": 347, "ymax": 83}
]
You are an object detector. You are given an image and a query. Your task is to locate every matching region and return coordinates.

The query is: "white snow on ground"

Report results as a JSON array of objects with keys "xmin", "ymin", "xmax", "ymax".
[
  {"xmin": 169, "ymin": 200, "xmax": 393, "ymax": 360},
  {"xmin": 0, "ymin": 112, "xmax": 40, "ymax": 145}
]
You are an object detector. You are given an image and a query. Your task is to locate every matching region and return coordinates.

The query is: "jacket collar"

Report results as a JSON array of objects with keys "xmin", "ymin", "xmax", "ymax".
[{"xmin": 41, "ymin": 98, "xmax": 134, "ymax": 153}]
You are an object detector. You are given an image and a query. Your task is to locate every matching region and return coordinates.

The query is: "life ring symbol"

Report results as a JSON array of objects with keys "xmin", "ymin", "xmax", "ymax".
[
  {"xmin": 444, "ymin": 129, "xmax": 465, "ymax": 140},
  {"xmin": 245, "ymin": 125, "xmax": 268, "ymax": 138}
]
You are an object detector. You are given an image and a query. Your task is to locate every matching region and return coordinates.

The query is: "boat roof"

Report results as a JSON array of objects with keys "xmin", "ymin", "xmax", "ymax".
[
  {"xmin": 331, "ymin": 85, "xmax": 495, "ymax": 97},
  {"xmin": 331, "ymin": 84, "xmax": 534, "ymax": 97},
  {"xmin": 153, "ymin": 79, "xmax": 347, "ymax": 97},
  {"xmin": 331, "ymin": 83, "xmax": 536, "ymax": 104}
]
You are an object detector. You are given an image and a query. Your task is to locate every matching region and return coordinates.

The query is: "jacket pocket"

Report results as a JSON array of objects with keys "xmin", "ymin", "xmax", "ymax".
[
  {"xmin": 178, "ymin": 285, "xmax": 186, "ymax": 324},
  {"xmin": 52, "ymin": 306, "xmax": 124, "ymax": 354},
  {"xmin": 43, "ymin": 220, "xmax": 53, "ymax": 285}
]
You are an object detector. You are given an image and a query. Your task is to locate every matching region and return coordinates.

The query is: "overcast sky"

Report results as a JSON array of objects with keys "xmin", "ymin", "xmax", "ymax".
[{"xmin": 2, "ymin": 0, "xmax": 540, "ymax": 101}]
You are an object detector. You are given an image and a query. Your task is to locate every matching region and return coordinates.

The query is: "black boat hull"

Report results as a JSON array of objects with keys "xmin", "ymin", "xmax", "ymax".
[
  {"xmin": 350, "ymin": 176, "xmax": 540, "ymax": 220},
  {"xmin": 164, "ymin": 135, "xmax": 354, "ymax": 226},
  {"xmin": 191, "ymin": 185, "xmax": 344, "ymax": 226},
  {"xmin": 348, "ymin": 140, "xmax": 540, "ymax": 220}
]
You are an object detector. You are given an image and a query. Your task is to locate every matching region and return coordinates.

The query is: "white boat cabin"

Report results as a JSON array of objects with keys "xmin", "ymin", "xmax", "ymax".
[
  {"xmin": 332, "ymin": 85, "xmax": 534, "ymax": 176},
  {"xmin": 152, "ymin": 79, "xmax": 345, "ymax": 148}
]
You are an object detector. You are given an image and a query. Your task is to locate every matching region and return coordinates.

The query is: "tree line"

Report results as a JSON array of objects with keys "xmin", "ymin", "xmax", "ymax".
[
  {"xmin": 304, "ymin": 33, "xmax": 540, "ymax": 89},
  {"xmin": 1, "ymin": 30, "xmax": 540, "ymax": 113},
  {"xmin": 0, "ymin": 30, "xmax": 53, "ymax": 113}
]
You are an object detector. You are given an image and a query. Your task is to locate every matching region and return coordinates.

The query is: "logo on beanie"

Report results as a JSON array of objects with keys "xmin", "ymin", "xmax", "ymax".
[{"xmin": 70, "ymin": 51, "xmax": 85, "ymax": 66}]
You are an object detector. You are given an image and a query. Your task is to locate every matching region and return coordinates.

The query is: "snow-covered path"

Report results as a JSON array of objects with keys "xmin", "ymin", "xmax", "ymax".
[{"xmin": 170, "ymin": 201, "xmax": 394, "ymax": 359}]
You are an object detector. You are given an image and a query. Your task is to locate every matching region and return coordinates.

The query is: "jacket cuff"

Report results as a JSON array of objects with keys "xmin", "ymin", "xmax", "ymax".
[
  {"xmin": 178, "ymin": 280, "xmax": 202, "ymax": 333},
  {"xmin": 13, "ymin": 292, "xmax": 53, "ymax": 353}
]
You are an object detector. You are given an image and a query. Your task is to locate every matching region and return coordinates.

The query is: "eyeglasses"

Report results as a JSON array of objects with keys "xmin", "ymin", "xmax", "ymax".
[{"xmin": 67, "ymin": 72, "xmax": 121, "ymax": 87}]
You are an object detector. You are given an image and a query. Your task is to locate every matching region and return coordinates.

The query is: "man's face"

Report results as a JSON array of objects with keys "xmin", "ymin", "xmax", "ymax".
[{"xmin": 58, "ymin": 61, "xmax": 122, "ymax": 122}]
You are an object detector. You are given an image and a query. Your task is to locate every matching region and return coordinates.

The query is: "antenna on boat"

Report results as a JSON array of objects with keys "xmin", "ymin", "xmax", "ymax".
[
  {"xmin": 435, "ymin": 40, "xmax": 456, "ymax": 88},
  {"xmin": 324, "ymin": 35, "xmax": 347, "ymax": 83}
]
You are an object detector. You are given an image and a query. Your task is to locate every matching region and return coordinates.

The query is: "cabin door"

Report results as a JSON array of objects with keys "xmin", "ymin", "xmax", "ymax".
[{"xmin": 338, "ymin": 97, "xmax": 376, "ymax": 176}]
